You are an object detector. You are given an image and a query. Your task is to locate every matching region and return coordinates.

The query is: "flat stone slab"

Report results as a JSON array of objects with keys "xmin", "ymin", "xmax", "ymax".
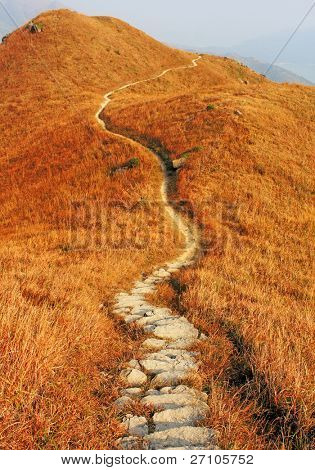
[
  {"xmin": 123, "ymin": 416, "xmax": 148, "ymax": 437},
  {"xmin": 160, "ymin": 385, "xmax": 208, "ymax": 401},
  {"xmin": 153, "ymin": 269, "xmax": 170, "ymax": 279},
  {"xmin": 115, "ymin": 300, "xmax": 147, "ymax": 309},
  {"xmin": 167, "ymin": 338, "xmax": 197, "ymax": 349},
  {"xmin": 121, "ymin": 368, "xmax": 147, "ymax": 387},
  {"xmin": 115, "ymin": 396, "xmax": 132, "ymax": 409},
  {"xmin": 151, "ymin": 370, "xmax": 190, "ymax": 388},
  {"xmin": 152, "ymin": 349, "xmax": 197, "ymax": 360},
  {"xmin": 153, "ymin": 318, "xmax": 199, "ymax": 341},
  {"xmin": 131, "ymin": 306, "xmax": 155, "ymax": 316},
  {"xmin": 142, "ymin": 392, "xmax": 209, "ymax": 411},
  {"xmin": 146, "ymin": 426, "xmax": 217, "ymax": 450},
  {"xmin": 114, "ymin": 294, "xmax": 148, "ymax": 309},
  {"xmin": 136, "ymin": 310, "xmax": 174, "ymax": 328},
  {"xmin": 142, "ymin": 338, "xmax": 167, "ymax": 350},
  {"xmin": 128, "ymin": 359, "xmax": 141, "ymax": 370},
  {"xmin": 143, "ymin": 324, "xmax": 157, "ymax": 333},
  {"xmin": 153, "ymin": 404, "xmax": 209, "ymax": 431},
  {"xmin": 115, "ymin": 294, "xmax": 144, "ymax": 302},
  {"xmin": 143, "ymin": 277, "xmax": 160, "ymax": 285},
  {"xmin": 131, "ymin": 286, "xmax": 155, "ymax": 295},
  {"xmin": 125, "ymin": 315, "xmax": 143, "ymax": 324},
  {"xmin": 121, "ymin": 388, "xmax": 143, "ymax": 397},
  {"xmin": 134, "ymin": 281, "xmax": 148, "ymax": 288},
  {"xmin": 140, "ymin": 352, "xmax": 196, "ymax": 375},
  {"xmin": 145, "ymin": 389, "xmax": 160, "ymax": 396}
]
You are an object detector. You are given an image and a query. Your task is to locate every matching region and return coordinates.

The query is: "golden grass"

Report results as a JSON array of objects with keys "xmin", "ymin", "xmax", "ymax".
[
  {"xmin": 0, "ymin": 10, "xmax": 187, "ymax": 449},
  {"xmin": 1, "ymin": 8, "xmax": 314, "ymax": 449},
  {"xmin": 106, "ymin": 56, "xmax": 315, "ymax": 449}
]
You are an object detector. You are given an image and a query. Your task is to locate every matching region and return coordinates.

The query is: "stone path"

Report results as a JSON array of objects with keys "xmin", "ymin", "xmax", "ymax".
[
  {"xmin": 97, "ymin": 56, "xmax": 217, "ymax": 450},
  {"xmin": 112, "ymin": 269, "xmax": 217, "ymax": 450}
]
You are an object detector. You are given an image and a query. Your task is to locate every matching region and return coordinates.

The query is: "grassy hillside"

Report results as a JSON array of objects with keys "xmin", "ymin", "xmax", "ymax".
[
  {"xmin": 0, "ymin": 8, "xmax": 314, "ymax": 450},
  {"xmin": 0, "ymin": 9, "xmax": 188, "ymax": 449},
  {"xmin": 106, "ymin": 56, "xmax": 315, "ymax": 449}
]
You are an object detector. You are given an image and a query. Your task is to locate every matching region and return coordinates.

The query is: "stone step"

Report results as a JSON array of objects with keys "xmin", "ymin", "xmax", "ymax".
[
  {"xmin": 140, "ymin": 351, "xmax": 197, "ymax": 375},
  {"xmin": 121, "ymin": 387, "xmax": 143, "ymax": 397},
  {"xmin": 153, "ymin": 319, "xmax": 199, "ymax": 341},
  {"xmin": 150, "ymin": 370, "xmax": 190, "ymax": 388},
  {"xmin": 142, "ymin": 338, "xmax": 167, "ymax": 350},
  {"xmin": 136, "ymin": 310, "xmax": 175, "ymax": 328},
  {"xmin": 131, "ymin": 305, "xmax": 155, "ymax": 316},
  {"xmin": 131, "ymin": 286, "xmax": 155, "ymax": 295},
  {"xmin": 121, "ymin": 368, "xmax": 147, "ymax": 387},
  {"xmin": 159, "ymin": 384, "xmax": 208, "ymax": 401},
  {"xmin": 142, "ymin": 392, "xmax": 208, "ymax": 411},
  {"xmin": 153, "ymin": 404, "xmax": 209, "ymax": 432},
  {"xmin": 123, "ymin": 416, "xmax": 148, "ymax": 437},
  {"xmin": 146, "ymin": 426, "xmax": 217, "ymax": 450}
]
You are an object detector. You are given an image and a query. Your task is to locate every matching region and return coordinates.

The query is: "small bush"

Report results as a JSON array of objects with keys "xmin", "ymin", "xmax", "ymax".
[
  {"xmin": 127, "ymin": 157, "xmax": 140, "ymax": 168},
  {"xmin": 180, "ymin": 146, "xmax": 203, "ymax": 158},
  {"xmin": 59, "ymin": 244, "xmax": 72, "ymax": 253},
  {"xmin": 206, "ymin": 104, "xmax": 215, "ymax": 111},
  {"xmin": 109, "ymin": 157, "xmax": 140, "ymax": 175},
  {"xmin": 25, "ymin": 22, "xmax": 44, "ymax": 33},
  {"xmin": 253, "ymin": 163, "xmax": 265, "ymax": 175}
]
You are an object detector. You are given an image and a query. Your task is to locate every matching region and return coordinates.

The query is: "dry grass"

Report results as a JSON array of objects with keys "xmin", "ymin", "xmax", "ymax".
[
  {"xmin": 106, "ymin": 56, "xmax": 315, "ymax": 449},
  {"xmin": 0, "ymin": 10, "xmax": 188, "ymax": 449},
  {"xmin": 1, "ymin": 8, "xmax": 314, "ymax": 449}
]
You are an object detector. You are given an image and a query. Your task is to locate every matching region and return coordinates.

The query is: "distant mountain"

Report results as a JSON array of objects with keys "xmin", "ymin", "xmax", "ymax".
[
  {"xmin": 233, "ymin": 29, "xmax": 315, "ymax": 65},
  {"xmin": 233, "ymin": 29, "xmax": 315, "ymax": 84},
  {"xmin": 0, "ymin": 0, "xmax": 64, "ymax": 36},
  {"xmin": 173, "ymin": 44, "xmax": 314, "ymax": 86},
  {"xmin": 231, "ymin": 54, "xmax": 313, "ymax": 86}
]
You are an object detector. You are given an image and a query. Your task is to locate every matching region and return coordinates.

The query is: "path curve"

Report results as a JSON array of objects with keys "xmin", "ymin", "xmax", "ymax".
[{"xmin": 97, "ymin": 57, "xmax": 217, "ymax": 450}]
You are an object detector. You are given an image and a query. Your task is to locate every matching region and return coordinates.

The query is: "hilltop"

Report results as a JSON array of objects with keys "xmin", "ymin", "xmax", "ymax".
[
  {"xmin": 0, "ymin": 1, "xmax": 64, "ymax": 35},
  {"xmin": 0, "ymin": 9, "xmax": 314, "ymax": 450}
]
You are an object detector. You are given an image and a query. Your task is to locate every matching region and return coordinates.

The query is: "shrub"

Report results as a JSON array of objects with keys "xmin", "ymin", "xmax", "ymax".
[
  {"xmin": 180, "ymin": 146, "xmax": 203, "ymax": 158},
  {"xmin": 253, "ymin": 163, "xmax": 266, "ymax": 175},
  {"xmin": 25, "ymin": 22, "xmax": 44, "ymax": 33},
  {"xmin": 127, "ymin": 157, "xmax": 140, "ymax": 168},
  {"xmin": 109, "ymin": 157, "xmax": 140, "ymax": 175}
]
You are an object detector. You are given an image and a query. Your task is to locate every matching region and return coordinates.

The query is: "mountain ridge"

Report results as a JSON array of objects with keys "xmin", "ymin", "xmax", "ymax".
[
  {"xmin": 171, "ymin": 43, "xmax": 314, "ymax": 85},
  {"xmin": 0, "ymin": 0, "xmax": 64, "ymax": 35}
]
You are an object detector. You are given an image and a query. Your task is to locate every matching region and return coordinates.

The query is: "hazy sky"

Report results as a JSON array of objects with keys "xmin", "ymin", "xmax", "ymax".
[{"xmin": 65, "ymin": 0, "xmax": 315, "ymax": 46}]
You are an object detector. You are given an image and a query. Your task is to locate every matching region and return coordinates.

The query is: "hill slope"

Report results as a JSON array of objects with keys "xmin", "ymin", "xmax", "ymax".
[
  {"xmin": 105, "ymin": 54, "xmax": 315, "ymax": 448},
  {"xmin": 0, "ymin": 9, "xmax": 190, "ymax": 449},
  {"xmin": 0, "ymin": 9, "xmax": 314, "ymax": 450}
]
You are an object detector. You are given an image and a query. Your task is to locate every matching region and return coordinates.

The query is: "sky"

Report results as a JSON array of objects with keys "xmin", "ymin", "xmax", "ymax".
[{"xmin": 65, "ymin": 0, "xmax": 315, "ymax": 47}]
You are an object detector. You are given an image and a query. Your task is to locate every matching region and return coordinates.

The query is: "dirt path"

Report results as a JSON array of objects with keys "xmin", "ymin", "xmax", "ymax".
[{"xmin": 97, "ymin": 57, "xmax": 217, "ymax": 450}]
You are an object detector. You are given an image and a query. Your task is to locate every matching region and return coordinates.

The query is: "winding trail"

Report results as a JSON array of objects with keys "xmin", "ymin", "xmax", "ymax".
[{"xmin": 97, "ymin": 57, "xmax": 217, "ymax": 450}]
